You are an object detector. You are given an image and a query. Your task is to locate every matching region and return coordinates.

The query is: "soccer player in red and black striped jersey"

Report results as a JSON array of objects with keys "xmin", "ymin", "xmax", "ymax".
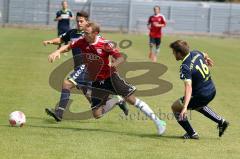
[
  {"xmin": 48, "ymin": 22, "xmax": 166, "ymax": 135},
  {"xmin": 147, "ymin": 6, "xmax": 166, "ymax": 62}
]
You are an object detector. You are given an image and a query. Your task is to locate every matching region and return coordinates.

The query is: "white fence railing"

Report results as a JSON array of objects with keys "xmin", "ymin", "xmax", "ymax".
[{"xmin": 1, "ymin": 0, "xmax": 240, "ymax": 35}]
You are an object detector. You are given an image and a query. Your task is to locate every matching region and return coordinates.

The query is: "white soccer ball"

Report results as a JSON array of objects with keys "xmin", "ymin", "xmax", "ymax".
[{"xmin": 9, "ymin": 111, "xmax": 26, "ymax": 127}]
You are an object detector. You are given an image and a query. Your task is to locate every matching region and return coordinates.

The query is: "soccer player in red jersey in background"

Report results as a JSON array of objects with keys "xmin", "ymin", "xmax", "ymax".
[
  {"xmin": 48, "ymin": 22, "xmax": 166, "ymax": 135},
  {"xmin": 147, "ymin": 6, "xmax": 166, "ymax": 62}
]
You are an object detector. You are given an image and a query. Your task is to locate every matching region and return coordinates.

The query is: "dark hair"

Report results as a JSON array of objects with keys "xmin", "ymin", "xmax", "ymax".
[
  {"xmin": 76, "ymin": 11, "xmax": 89, "ymax": 20},
  {"xmin": 61, "ymin": 0, "xmax": 67, "ymax": 5},
  {"xmin": 169, "ymin": 40, "xmax": 190, "ymax": 56},
  {"xmin": 154, "ymin": 5, "xmax": 160, "ymax": 10},
  {"xmin": 87, "ymin": 22, "xmax": 100, "ymax": 33}
]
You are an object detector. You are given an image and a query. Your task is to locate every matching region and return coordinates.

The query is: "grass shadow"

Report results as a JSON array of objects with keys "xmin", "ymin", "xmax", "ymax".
[
  {"xmin": 25, "ymin": 124, "xmax": 184, "ymax": 140},
  {"xmin": 0, "ymin": 123, "xmax": 220, "ymax": 141},
  {"xmin": 1, "ymin": 116, "xmax": 222, "ymax": 141},
  {"xmin": 27, "ymin": 116, "xmax": 99, "ymax": 124}
]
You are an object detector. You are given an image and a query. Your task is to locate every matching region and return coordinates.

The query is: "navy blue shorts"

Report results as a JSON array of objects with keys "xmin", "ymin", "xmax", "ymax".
[
  {"xmin": 58, "ymin": 28, "xmax": 70, "ymax": 45},
  {"xmin": 68, "ymin": 65, "xmax": 92, "ymax": 89},
  {"xmin": 149, "ymin": 37, "xmax": 161, "ymax": 46},
  {"xmin": 180, "ymin": 90, "xmax": 216, "ymax": 110},
  {"xmin": 58, "ymin": 28, "xmax": 70, "ymax": 36}
]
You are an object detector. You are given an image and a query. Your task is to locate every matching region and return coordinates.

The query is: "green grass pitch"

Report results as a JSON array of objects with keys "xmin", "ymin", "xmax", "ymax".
[{"xmin": 0, "ymin": 27, "xmax": 239, "ymax": 159}]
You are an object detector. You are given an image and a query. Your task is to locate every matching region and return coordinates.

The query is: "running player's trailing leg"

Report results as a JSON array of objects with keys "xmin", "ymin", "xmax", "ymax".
[
  {"xmin": 45, "ymin": 79, "xmax": 74, "ymax": 122},
  {"xmin": 197, "ymin": 106, "xmax": 229, "ymax": 137},
  {"xmin": 126, "ymin": 95, "xmax": 166, "ymax": 135}
]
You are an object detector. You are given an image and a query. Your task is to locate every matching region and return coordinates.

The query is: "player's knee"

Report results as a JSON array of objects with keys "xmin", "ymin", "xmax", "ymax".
[
  {"xmin": 124, "ymin": 95, "xmax": 135, "ymax": 105},
  {"xmin": 171, "ymin": 100, "xmax": 182, "ymax": 112},
  {"xmin": 171, "ymin": 103, "xmax": 177, "ymax": 112},
  {"xmin": 92, "ymin": 108, "xmax": 103, "ymax": 119},
  {"xmin": 93, "ymin": 113, "xmax": 101, "ymax": 119},
  {"xmin": 93, "ymin": 113, "xmax": 102, "ymax": 119},
  {"xmin": 62, "ymin": 80, "xmax": 74, "ymax": 90}
]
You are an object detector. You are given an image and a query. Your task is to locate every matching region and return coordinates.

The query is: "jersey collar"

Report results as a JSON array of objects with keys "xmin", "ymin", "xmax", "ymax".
[
  {"xmin": 61, "ymin": 9, "xmax": 68, "ymax": 13},
  {"xmin": 182, "ymin": 53, "xmax": 190, "ymax": 62},
  {"xmin": 154, "ymin": 13, "xmax": 161, "ymax": 17},
  {"xmin": 90, "ymin": 36, "xmax": 100, "ymax": 45}
]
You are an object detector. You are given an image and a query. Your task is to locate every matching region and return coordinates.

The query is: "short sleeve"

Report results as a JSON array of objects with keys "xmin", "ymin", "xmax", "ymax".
[
  {"xmin": 193, "ymin": 50, "xmax": 204, "ymax": 58},
  {"xmin": 69, "ymin": 11, "xmax": 73, "ymax": 17},
  {"xmin": 161, "ymin": 15, "xmax": 166, "ymax": 25},
  {"xmin": 70, "ymin": 38, "xmax": 83, "ymax": 49},
  {"xmin": 199, "ymin": 51, "xmax": 205, "ymax": 58},
  {"xmin": 148, "ymin": 16, "xmax": 152, "ymax": 25},
  {"xmin": 104, "ymin": 42, "xmax": 122, "ymax": 59},
  {"xmin": 180, "ymin": 64, "xmax": 192, "ymax": 81},
  {"xmin": 60, "ymin": 30, "xmax": 71, "ymax": 43},
  {"xmin": 56, "ymin": 11, "xmax": 61, "ymax": 18}
]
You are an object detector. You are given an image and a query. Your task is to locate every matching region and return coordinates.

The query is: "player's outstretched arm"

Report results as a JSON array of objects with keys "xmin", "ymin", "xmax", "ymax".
[
  {"xmin": 179, "ymin": 80, "xmax": 192, "ymax": 121},
  {"xmin": 43, "ymin": 38, "xmax": 63, "ymax": 46},
  {"xmin": 48, "ymin": 44, "xmax": 71, "ymax": 63}
]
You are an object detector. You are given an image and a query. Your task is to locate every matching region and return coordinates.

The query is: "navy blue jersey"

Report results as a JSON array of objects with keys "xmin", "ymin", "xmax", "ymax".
[
  {"xmin": 60, "ymin": 29, "xmax": 84, "ymax": 70},
  {"xmin": 56, "ymin": 9, "xmax": 73, "ymax": 31},
  {"xmin": 180, "ymin": 50, "xmax": 215, "ymax": 96}
]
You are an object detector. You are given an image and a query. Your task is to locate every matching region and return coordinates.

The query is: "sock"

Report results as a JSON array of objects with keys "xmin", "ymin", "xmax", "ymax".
[
  {"xmin": 102, "ymin": 97, "xmax": 119, "ymax": 114},
  {"xmin": 197, "ymin": 106, "xmax": 222, "ymax": 124},
  {"xmin": 55, "ymin": 89, "xmax": 70, "ymax": 118},
  {"xmin": 134, "ymin": 98, "xmax": 162, "ymax": 126},
  {"xmin": 155, "ymin": 47, "xmax": 160, "ymax": 54},
  {"xmin": 151, "ymin": 46, "xmax": 156, "ymax": 55},
  {"xmin": 174, "ymin": 112, "xmax": 195, "ymax": 136}
]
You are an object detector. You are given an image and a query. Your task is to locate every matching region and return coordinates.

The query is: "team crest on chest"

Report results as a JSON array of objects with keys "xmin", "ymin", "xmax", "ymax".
[{"xmin": 97, "ymin": 49, "xmax": 103, "ymax": 54}]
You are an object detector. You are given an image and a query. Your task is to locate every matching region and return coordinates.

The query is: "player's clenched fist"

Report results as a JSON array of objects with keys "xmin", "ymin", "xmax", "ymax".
[
  {"xmin": 205, "ymin": 57, "xmax": 214, "ymax": 67},
  {"xmin": 48, "ymin": 51, "xmax": 61, "ymax": 63},
  {"xmin": 203, "ymin": 52, "xmax": 214, "ymax": 67},
  {"xmin": 43, "ymin": 40, "xmax": 53, "ymax": 46}
]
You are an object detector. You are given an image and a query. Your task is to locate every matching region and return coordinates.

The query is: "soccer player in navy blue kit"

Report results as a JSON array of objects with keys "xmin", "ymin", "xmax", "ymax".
[
  {"xmin": 55, "ymin": 1, "xmax": 73, "ymax": 41},
  {"xmin": 44, "ymin": 11, "xmax": 88, "ymax": 69},
  {"xmin": 170, "ymin": 40, "xmax": 229, "ymax": 139}
]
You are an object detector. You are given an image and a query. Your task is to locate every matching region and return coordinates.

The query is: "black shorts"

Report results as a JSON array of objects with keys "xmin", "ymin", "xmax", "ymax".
[
  {"xmin": 91, "ymin": 73, "xmax": 136, "ymax": 109},
  {"xmin": 149, "ymin": 37, "xmax": 161, "ymax": 46},
  {"xmin": 179, "ymin": 90, "xmax": 216, "ymax": 110}
]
